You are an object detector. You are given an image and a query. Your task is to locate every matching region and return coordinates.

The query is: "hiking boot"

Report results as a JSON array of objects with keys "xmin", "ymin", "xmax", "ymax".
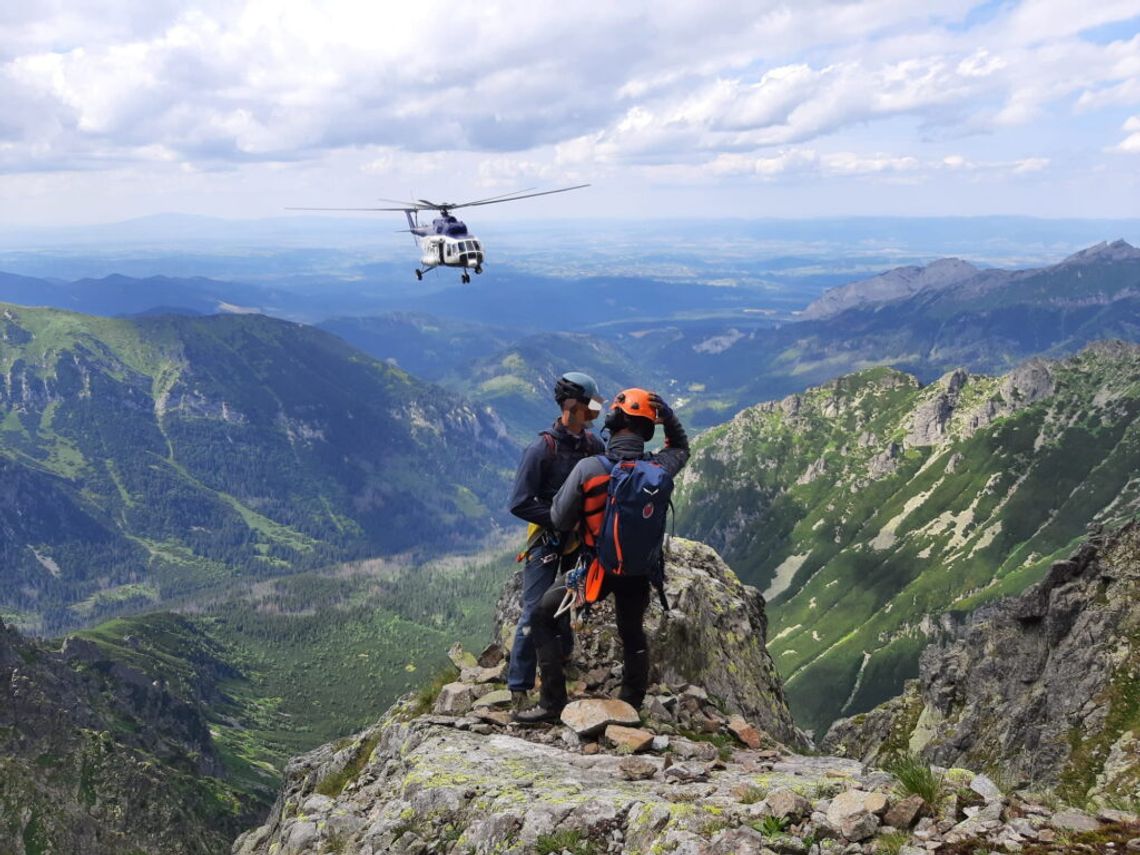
[
  {"xmin": 511, "ymin": 703, "xmax": 563, "ymax": 725},
  {"xmin": 510, "ymin": 690, "xmax": 529, "ymax": 712},
  {"xmin": 618, "ymin": 649, "xmax": 650, "ymax": 711}
]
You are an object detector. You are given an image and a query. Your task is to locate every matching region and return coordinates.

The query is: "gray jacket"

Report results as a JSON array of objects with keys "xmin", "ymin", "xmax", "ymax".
[{"xmin": 550, "ymin": 415, "xmax": 689, "ymax": 533}]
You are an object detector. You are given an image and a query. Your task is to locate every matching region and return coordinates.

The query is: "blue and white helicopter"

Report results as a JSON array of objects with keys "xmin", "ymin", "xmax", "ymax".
[{"xmin": 291, "ymin": 185, "xmax": 588, "ymax": 283}]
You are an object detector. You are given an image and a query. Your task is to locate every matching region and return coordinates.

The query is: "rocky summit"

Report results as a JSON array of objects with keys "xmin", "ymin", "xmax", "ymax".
[
  {"xmin": 491, "ymin": 538, "xmax": 804, "ymax": 748},
  {"xmin": 233, "ymin": 537, "xmax": 1140, "ymax": 854},
  {"xmin": 824, "ymin": 521, "xmax": 1140, "ymax": 809}
]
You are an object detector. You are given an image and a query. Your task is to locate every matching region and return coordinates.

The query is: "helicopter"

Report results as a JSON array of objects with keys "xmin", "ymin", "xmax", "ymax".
[{"xmin": 289, "ymin": 185, "xmax": 588, "ymax": 283}]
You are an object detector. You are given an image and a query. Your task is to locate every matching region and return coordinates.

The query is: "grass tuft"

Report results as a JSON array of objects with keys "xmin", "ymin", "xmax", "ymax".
[
  {"xmin": 886, "ymin": 752, "xmax": 944, "ymax": 805},
  {"xmin": 315, "ymin": 732, "xmax": 381, "ymax": 798},
  {"xmin": 409, "ymin": 664, "xmax": 461, "ymax": 717},
  {"xmin": 875, "ymin": 830, "xmax": 910, "ymax": 855},
  {"xmin": 535, "ymin": 829, "xmax": 598, "ymax": 855}
]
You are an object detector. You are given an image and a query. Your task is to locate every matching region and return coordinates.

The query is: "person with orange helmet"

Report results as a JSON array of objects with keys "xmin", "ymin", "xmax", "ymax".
[{"xmin": 513, "ymin": 388, "xmax": 689, "ymax": 724}]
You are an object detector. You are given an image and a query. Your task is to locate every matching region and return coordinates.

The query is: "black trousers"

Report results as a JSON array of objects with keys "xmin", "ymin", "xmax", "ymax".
[{"xmin": 530, "ymin": 570, "xmax": 650, "ymax": 710}]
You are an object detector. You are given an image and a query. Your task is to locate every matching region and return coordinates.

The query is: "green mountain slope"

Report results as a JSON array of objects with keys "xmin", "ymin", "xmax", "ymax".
[
  {"xmin": 675, "ymin": 341, "xmax": 1140, "ymax": 734},
  {"xmin": 1, "ymin": 545, "xmax": 513, "ymax": 855},
  {"xmin": 450, "ymin": 331, "xmax": 667, "ymax": 441},
  {"xmin": 0, "ymin": 614, "xmax": 264, "ymax": 854},
  {"xmin": 0, "ymin": 304, "xmax": 516, "ymax": 632},
  {"xmin": 317, "ymin": 313, "xmax": 515, "ymax": 382}
]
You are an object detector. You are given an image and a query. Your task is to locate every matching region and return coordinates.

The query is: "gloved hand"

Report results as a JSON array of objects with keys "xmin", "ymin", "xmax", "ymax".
[{"xmin": 647, "ymin": 392, "xmax": 673, "ymax": 423}]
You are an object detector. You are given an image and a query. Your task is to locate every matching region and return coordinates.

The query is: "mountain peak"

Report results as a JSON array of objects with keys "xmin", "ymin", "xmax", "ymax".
[
  {"xmin": 1058, "ymin": 239, "xmax": 1140, "ymax": 266},
  {"xmin": 802, "ymin": 257, "xmax": 979, "ymax": 319}
]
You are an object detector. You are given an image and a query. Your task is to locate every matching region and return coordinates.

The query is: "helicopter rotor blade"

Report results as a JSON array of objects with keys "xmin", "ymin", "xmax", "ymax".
[
  {"xmin": 449, "ymin": 187, "xmax": 539, "ymax": 207},
  {"xmin": 446, "ymin": 184, "xmax": 590, "ymax": 210},
  {"xmin": 287, "ymin": 184, "xmax": 588, "ymax": 215},
  {"xmin": 376, "ymin": 196, "xmax": 428, "ymax": 208},
  {"xmin": 286, "ymin": 206, "xmax": 423, "ymax": 212}
]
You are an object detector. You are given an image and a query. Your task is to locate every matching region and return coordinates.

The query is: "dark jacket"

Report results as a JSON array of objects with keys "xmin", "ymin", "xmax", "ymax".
[
  {"xmin": 550, "ymin": 411, "xmax": 689, "ymax": 532},
  {"xmin": 508, "ymin": 419, "xmax": 605, "ymax": 530}
]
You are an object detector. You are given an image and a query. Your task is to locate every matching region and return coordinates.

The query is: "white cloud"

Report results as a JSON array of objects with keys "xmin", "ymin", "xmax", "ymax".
[
  {"xmin": 1, "ymin": 0, "xmax": 1138, "ymax": 219},
  {"xmin": 1012, "ymin": 157, "xmax": 1050, "ymax": 173},
  {"xmin": 1002, "ymin": 0, "xmax": 1140, "ymax": 45},
  {"xmin": 1115, "ymin": 114, "xmax": 1140, "ymax": 152}
]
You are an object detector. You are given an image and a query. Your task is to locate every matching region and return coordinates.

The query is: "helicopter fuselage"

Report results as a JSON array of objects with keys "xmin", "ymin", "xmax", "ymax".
[{"xmin": 407, "ymin": 212, "xmax": 484, "ymax": 281}]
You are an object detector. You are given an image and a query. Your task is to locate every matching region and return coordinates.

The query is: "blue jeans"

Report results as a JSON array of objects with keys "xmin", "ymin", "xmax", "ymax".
[{"xmin": 507, "ymin": 546, "xmax": 574, "ymax": 692}]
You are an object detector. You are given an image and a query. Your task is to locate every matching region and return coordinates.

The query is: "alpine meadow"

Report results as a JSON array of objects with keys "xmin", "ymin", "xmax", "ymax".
[{"xmin": 3, "ymin": 2, "xmax": 1140, "ymax": 853}]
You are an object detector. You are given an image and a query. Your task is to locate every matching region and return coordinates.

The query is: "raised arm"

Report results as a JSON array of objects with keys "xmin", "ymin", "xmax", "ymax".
[{"xmin": 649, "ymin": 392, "xmax": 690, "ymax": 477}]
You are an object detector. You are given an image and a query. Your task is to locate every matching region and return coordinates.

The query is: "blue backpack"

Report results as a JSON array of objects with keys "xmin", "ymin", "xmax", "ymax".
[{"xmin": 590, "ymin": 455, "xmax": 674, "ymax": 609}]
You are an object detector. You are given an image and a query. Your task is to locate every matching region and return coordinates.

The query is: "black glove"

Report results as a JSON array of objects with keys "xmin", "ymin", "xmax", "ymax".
[{"xmin": 647, "ymin": 392, "xmax": 673, "ymax": 423}]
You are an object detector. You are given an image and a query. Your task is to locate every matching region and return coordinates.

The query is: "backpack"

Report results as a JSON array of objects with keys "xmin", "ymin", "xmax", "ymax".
[{"xmin": 584, "ymin": 455, "xmax": 673, "ymax": 609}]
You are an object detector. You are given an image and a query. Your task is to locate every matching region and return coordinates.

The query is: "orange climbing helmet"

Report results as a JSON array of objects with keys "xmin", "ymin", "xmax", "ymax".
[{"xmin": 610, "ymin": 388, "xmax": 657, "ymax": 421}]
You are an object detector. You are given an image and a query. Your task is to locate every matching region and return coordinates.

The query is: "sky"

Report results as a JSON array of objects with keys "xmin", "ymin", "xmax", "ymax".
[{"xmin": 2, "ymin": 0, "xmax": 1140, "ymax": 226}]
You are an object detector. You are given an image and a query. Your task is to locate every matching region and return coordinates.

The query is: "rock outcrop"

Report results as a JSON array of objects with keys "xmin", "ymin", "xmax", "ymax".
[
  {"xmin": 492, "ymin": 538, "xmax": 804, "ymax": 748},
  {"xmin": 824, "ymin": 522, "xmax": 1140, "ymax": 807}
]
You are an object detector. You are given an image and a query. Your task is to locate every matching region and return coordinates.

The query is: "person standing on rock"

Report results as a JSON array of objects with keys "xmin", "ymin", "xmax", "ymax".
[
  {"xmin": 514, "ymin": 388, "xmax": 689, "ymax": 723},
  {"xmin": 507, "ymin": 372, "xmax": 606, "ymax": 710}
]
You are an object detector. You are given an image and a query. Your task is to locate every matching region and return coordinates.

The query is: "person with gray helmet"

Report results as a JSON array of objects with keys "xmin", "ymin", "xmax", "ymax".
[
  {"xmin": 506, "ymin": 372, "xmax": 606, "ymax": 709},
  {"xmin": 513, "ymin": 388, "xmax": 689, "ymax": 724}
]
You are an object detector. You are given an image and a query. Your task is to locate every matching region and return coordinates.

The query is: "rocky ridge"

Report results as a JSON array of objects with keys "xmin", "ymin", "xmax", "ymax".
[
  {"xmin": 802, "ymin": 258, "xmax": 980, "ymax": 320},
  {"xmin": 234, "ymin": 538, "xmax": 1140, "ymax": 855},
  {"xmin": 824, "ymin": 521, "xmax": 1140, "ymax": 809},
  {"xmin": 802, "ymin": 240, "xmax": 1140, "ymax": 321}
]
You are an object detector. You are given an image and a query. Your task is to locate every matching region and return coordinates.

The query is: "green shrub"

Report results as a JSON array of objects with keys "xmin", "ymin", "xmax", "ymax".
[{"xmin": 752, "ymin": 814, "xmax": 788, "ymax": 836}]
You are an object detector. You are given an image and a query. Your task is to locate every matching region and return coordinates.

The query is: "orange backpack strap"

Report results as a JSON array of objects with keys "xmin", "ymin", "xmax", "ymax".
[
  {"xmin": 584, "ymin": 557, "xmax": 605, "ymax": 603},
  {"xmin": 581, "ymin": 469, "xmax": 610, "ymax": 547}
]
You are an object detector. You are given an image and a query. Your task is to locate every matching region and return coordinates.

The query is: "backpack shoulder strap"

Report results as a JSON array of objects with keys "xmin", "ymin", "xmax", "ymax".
[
  {"xmin": 539, "ymin": 430, "xmax": 556, "ymax": 459},
  {"xmin": 581, "ymin": 456, "xmax": 613, "ymax": 548}
]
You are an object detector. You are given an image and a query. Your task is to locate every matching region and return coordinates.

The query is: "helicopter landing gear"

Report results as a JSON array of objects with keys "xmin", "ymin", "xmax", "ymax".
[
  {"xmin": 474, "ymin": 265, "xmax": 483, "ymax": 275},
  {"xmin": 461, "ymin": 272, "xmax": 471, "ymax": 284},
  {"xmin": 415, "ymin": 269, "xmax": 423, "ymax": 281}
]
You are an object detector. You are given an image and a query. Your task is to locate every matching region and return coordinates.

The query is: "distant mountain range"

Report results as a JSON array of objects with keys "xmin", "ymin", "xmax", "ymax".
[
  {"xmin": 803, "ymin": 239, "xmax": 1140, "ymax": 319},
  {"xmin": 675, "ymin": 341, "xmax": 1140, "ymax": 734},
  {"xmin": 3, "ymin": 238, "xmax": 1138, "ymax": 435},
  {"xmin": 0, "ymin": 304, "xmax": 515, "ymax": 631},
  {"xmin": 637, "ymin": 239, "xmax": 1140, "ymax": 425}
]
